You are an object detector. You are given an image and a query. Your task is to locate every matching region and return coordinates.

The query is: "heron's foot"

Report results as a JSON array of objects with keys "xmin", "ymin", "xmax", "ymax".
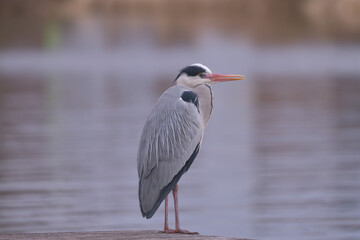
[
  {"xmin": 159, "ymin": 226, "xmax": 173, "ymax": 234},
  {"xmin": 160, "ymin": 226, "xmax": 172, "ymax": 233},
  {"xmin": 175, "ymin": 229, "xmax": 199, "ymax": 235},
  {"xmin": 160, "ymin": 228, "xmax": 199, "ymax": 235}
]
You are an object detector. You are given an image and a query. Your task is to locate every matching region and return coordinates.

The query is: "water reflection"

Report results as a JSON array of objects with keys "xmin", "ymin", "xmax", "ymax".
[
  {"xmin": 251, "ymin": 76, "xmax": 360, "ymax": 239},
  {"xmin": 1, "ymin": 1, "xmax": 360, "ymax": 240},
  {"xmin": 1, "ymin": 58, "xmax": 359, "ymax": 240}
]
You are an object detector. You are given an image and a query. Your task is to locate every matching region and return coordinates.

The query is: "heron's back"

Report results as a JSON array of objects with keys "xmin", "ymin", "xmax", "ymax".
[{"xmin": 137, "ymin": 86, "xmax": 203, "ymax": 218}]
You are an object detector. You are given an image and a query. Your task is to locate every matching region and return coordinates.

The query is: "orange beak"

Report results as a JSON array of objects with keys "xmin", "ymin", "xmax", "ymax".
[{"xmin": 206, "ymin": 73, "xmax": 245, "ymax": 83}]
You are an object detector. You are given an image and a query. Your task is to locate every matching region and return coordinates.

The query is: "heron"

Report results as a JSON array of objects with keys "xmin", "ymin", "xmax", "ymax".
[{"xmin": 137, "ymin": 63, "xmax": 244, "ymax": 234}]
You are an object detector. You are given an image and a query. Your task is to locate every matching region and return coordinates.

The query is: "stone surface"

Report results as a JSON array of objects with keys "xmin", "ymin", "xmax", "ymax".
[{"xmin": 0, "ymin": 230, "xmax": 252, "ymax": 240}]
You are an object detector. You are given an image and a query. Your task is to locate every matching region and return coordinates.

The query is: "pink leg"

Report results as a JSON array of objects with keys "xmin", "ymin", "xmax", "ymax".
[
  {"xmin": 173, "ymin": 184, "xmax": 181, "ymax": 231},
  {"xmin": 160, "ymin": 184, "xmax": 198, "ymax": 234},
  {"xmin": 164, "ymin": 196, "xmax": 169, "ymax": 231},
  {"xmin": 172, "ymin": 184, "xmax": 198, "ymax": 234},
  {"xmin": 160, "ymin": 196, "xmax": 176, "ymax": 233}
]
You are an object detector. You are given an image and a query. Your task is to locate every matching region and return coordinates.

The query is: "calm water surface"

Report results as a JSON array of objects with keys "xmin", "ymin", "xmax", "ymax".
[{"xmin": 0, "ymin": 34, "xmax": 360, "ymax": 240}]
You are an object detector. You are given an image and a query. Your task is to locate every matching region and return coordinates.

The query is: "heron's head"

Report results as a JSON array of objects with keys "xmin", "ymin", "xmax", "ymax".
[{"xmin": 174, "ymin": 63, "xmax": 244, "ymax": 88}]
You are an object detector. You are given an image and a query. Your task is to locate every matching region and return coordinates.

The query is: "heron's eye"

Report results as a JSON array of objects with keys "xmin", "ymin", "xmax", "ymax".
[{"xmin": 198, "ymin": 73, "xmax": 206, "ymax": 78}]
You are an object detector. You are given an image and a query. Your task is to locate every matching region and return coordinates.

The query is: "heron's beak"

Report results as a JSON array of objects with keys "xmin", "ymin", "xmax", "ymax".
[{"xmin": 206, "ymin": 74, "xmax": 245, "ymax": 83}]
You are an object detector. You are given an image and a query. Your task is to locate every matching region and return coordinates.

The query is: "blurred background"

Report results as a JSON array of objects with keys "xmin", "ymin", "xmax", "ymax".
[{"xmin": 0, "ymin": 1, "xmax": 360, "ymax": 240}]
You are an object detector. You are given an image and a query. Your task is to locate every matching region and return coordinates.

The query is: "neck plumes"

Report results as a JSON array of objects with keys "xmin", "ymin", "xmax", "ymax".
[{"xmin": 193, "ymin": 84, "xmax": 213, "ymax": 128}]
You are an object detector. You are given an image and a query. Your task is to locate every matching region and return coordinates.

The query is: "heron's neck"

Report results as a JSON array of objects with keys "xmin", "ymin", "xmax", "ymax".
[{"xmin": 193, "ymin": 84, "xmax": 213, "ymax": 128}]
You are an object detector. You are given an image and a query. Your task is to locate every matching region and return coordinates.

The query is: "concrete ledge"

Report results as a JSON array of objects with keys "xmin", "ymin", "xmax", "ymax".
[{"xmin": 0, "ymin": 230, "xmax": 251, "ymax": 240}]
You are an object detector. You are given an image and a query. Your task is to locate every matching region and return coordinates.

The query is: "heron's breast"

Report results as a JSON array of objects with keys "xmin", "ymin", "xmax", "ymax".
[{"xmin": 195, "ymin": 84, "xmax": 213, "ymax": 127}]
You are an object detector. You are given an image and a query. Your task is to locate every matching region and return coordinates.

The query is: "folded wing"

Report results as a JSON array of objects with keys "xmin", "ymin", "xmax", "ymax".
[{"xmin": 137, "ymin": 86, "xmax": 203, "ymax": 218}]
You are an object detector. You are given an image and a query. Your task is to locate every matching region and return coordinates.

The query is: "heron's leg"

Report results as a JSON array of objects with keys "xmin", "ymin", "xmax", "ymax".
[
  {"xmin": 163, "ymin": 196, "xmax": 169, "ymax": 231},
  {"xmin": 173, "ymin": 184, "xmax": 180, "ymax": 231},
  {"xmin": 160, "ymin": 195, "xmax": 176, "ymax": 233},
  {"xmin": 172, "ymin": 184, "xmax": 199, "ymax": 235}
]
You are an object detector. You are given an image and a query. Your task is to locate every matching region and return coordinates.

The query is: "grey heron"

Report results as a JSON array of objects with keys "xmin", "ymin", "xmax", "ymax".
[{"xmin": 137, "ymin": 63, "xmax": 244, "ymax": 234}]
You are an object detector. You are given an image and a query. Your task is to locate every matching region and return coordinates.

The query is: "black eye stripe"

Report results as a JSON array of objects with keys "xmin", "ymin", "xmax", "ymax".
[
  {"xmin": 174, "ymin": 65, "xmax": 206, "ymax": 81},
  {"xmin": 181, "ymin": 66, "xmax": 206, "ymax": 76}
]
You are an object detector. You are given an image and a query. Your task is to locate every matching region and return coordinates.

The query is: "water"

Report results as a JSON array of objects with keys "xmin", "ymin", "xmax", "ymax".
[{"xmin": 1, "ymin": 17, "xmax": 360, "ymax": 240}]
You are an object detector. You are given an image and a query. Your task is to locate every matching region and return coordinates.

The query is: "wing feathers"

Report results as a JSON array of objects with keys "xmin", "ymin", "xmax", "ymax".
[{"xmin": 137, "ymin": 86, "xmax": 203, "ymax": 217}]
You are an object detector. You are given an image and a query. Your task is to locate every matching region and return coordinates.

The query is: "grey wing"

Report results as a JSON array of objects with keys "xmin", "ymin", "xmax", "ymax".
[{"xmin": 137, "ymin": 86, "xmax": 203, "ymax": 218}]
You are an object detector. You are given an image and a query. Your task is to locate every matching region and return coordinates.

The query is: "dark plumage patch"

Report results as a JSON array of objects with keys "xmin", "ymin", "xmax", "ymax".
[
  {"xmin": 143, "ymin": 143, "xmax": 200, "ymax": 219},
  {"xmin": 181, "ymin": 91, "xmax": 199, "ymax": 113},
  {"xmin": 174, "ymin": 65, "xmax": 206, "ymax": 81}
]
